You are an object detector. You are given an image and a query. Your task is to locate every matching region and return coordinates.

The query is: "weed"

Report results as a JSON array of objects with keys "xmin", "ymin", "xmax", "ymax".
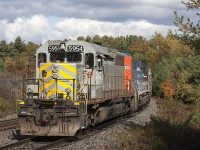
[{"xmin": 0, "ymin": 97, "xmax": 16, "ymax": 117}]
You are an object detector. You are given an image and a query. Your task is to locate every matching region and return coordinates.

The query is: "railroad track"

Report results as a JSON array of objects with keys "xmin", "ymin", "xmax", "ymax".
[
  {"xmin": 0, "ymin": 136, "xmax": 68, "ymax": 150},
  {"xmin": 35, "ymin": 119, "xmax": 118, "ymax": 150},
  {"xmin": 38, "ymin": 113, "xmax": 134, "ymax": 150},
  {"xmin": 0, "ymin": 118, "xmax": 18, "ymax": 131},
  {"xmin": 0, "ymin": 137, "xmax": 34, "ymax": 150},
  {"xmin": 0, "ymin": 118, "xmax": 118, "ymax": 150}
]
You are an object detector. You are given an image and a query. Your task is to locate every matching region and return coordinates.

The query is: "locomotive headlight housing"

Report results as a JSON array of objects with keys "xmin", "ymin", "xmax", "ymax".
[
  {"xmin": 65, "ymin": 88, "xmax": 71, "ymax": 94},
  {"xmin": 52, "ymin": 67, "xmax": 59, "ymax": 79}
]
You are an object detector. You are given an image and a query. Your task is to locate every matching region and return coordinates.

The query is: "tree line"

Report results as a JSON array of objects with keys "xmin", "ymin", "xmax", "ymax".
[{"xmin": 0, "ymin": 0, "xmax": 199, "ymax": 103}]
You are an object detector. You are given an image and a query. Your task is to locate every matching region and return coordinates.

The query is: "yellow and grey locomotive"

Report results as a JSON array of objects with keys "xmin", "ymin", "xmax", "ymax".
[{"xmin": 18, "ymin": 40, "xmax": 151, "ymax": 136}]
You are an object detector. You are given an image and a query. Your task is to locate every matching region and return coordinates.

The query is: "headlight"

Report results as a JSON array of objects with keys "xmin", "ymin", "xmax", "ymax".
[
  {"xmin": 52, "ymin": 67, "xmax": 58, "ymax": 73},
  {"xmin": 65, "ymin": 88, "xmax": 71, "ymax": 94},
  {"xmin": 52, "ymin": 67, "xmax": 59, "ymax": 79},
  {"xmin": 52, "ymin": 73, "xmax": 59, "ymax": 79},
  {"xmin": 28, "ymin": 88, "xmax": 33, "ymax": 93}
]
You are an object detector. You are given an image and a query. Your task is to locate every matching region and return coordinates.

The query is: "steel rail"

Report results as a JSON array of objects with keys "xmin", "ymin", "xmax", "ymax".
[
  {"xmin": 0, "ymin": 137, "xmax": 34, "ymax": 150},
  {"xmin": 0, "ymin": 118, "xmax": 18, "ymax": 131}
]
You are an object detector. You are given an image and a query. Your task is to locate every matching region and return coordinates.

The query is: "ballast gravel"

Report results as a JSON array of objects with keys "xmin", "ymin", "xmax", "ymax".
[
  {"xmin": 61, "ymin": 98, "xmax": 158, "ymax": 150},
  {"xmin": 0, "ymin": 113, "xmax": 17, "ymax": 121},
  {"xmin": 0, "ymin": 113, "xmax": 18, "ymax": 146},
  {"xmin": 0, "ymin": 98, "xmax": 158, "ymax": 149}
]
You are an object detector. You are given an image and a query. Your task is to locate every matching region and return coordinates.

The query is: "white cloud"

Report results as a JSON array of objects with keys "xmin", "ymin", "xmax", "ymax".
[
  {"xmin": 0, "ymin": 15, "xmax": 49, "ymax": 43},
  {"xmin": 50, "ymin": 18, "xmax": 175, "ymax": 40},
  {"xmin": 0, "ymin": 15, "xmax": 176, "ymax": 43}
]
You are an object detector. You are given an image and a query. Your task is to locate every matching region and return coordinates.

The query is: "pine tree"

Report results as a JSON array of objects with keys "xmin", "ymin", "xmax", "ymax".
[
  {"xmin": 14, "ymin": 36, "xmax": 26, "ymax": 54},
  {"xmin": 174, "ymin": 0, "xmax": 200, "ymax": 54}
]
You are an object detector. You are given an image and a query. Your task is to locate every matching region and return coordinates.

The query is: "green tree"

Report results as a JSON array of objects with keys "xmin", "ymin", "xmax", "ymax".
[
  {"xmin": 77, "ymin": 36, "xmax": 85, "ymax": 41},
  {"xmin": 0, "ymin": 40, "xmax": 8, "ymax": 58},
  {"xmin": 92, "ymin": 35, "xmax": 102, "ymax": 45},
  {"xmin": 101, "ymin": 35, "xmax": 114, "ymax": 48},
  {"xmin": 115, "ymin": 36, "xmax": 127, "ymax": 52},
  {"xmin": 85, "ymin": 36, "xmax": 92, "ymax": 42},
  {"xmin": 14, "ymin": 36, "xmax": 26, "ymax": 54}
]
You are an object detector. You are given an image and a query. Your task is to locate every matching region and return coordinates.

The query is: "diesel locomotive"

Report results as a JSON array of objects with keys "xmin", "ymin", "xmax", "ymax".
[{"xmin": 17, "ymin": 40, "xmax": 152, "ymax": 136}]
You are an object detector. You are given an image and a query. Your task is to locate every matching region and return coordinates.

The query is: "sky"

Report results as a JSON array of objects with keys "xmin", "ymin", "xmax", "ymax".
[{"xmin": 0, "ymin": 0, "xmax": 191, "ymax": 44}]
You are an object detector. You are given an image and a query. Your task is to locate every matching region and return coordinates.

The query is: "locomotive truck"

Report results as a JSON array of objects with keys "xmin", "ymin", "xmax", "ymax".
[{"xmin": 17, "ymin": 40, "xmax": 152, "ymax": 136}]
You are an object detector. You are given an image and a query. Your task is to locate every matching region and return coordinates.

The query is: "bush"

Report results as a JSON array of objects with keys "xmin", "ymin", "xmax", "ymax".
[
  {"xmin": 116, "ymin": 127, "xmax": 164, "ymax": 150},
  {"xmin": 0, "ymin": 97, "xmax": 16, "ymax": 117},
  {"xmin": 150, "ymin": 99, "xmax": 200, "ymax": 149}
]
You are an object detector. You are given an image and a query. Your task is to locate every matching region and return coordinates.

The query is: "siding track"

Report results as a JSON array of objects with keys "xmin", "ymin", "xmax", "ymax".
[{"xmin": 0, "ymin": 118, "xmax": 18, "ymax": 131}]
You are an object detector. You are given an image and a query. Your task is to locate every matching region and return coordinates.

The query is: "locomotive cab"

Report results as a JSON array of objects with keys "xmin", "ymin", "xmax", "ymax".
[{"xmin": 18, "ymin": 41, "xmax": 87, "ymax": 136}]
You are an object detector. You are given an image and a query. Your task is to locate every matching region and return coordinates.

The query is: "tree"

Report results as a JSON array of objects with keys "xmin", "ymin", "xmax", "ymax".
[
  {"xmin": 115, "ymin": 36, "xmax": 127, "ymax": 52},
  {"xmin": 77, "ymin": 36, "xmax": 85, "ymax": 41},
  {"xmin": 85, "ymin": 36, "xmax": 92, "ymax": 42},
  {"xmin": 92, "ymin": 35, "xmax": 102, "ymax": 45},
  {"xmin": 0, "ymin": 40, "xmax": 8, "ymax": 58},
  {"xmin": 14, "ymin": 36, "xmax": 26, "ymax": 54},
  {"xmin": 174, "ymin": 0, "xmax": 200, "ymax": 54}
]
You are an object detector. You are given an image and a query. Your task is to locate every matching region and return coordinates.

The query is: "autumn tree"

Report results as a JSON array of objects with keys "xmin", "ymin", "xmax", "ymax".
[{"xmin": 154, "ymin": 0, "xmax": 200, "ymax": 102}]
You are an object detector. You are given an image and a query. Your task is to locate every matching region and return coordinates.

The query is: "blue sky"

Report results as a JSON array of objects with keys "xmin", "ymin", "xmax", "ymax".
[{"xmin": 0, "ymin": 0, "xmax": 191, "ymax": 44}]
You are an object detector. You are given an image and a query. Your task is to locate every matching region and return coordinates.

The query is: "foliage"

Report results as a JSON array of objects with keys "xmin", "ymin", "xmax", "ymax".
[
  {"xmin": 192, "ymin": 103, "xmax": 200, "ymax": 127},
  {"xmin": 0, "ymin": 37, "xmax": 38, "ymax": 116},
  {"xmin": 14, "ymin": 36, "xmax": 26, "ymax": 54},
  {"xmin": 154, "ymin": 54, "xmax": 200, "ymax": 102},
  {"xmin": 0, "ymin": 37, "xmax": 38, "ymax": 76},
  {"xmin": 174, "ymin": 0, "xmax": 200, "ymax": 54},
  {"xmin": 168, "ymin": 0, "xmax": 200, "ymax": 102},
  {"xmin": 76, "ymin": 34, "xmax": 146, "ymax": 53}
]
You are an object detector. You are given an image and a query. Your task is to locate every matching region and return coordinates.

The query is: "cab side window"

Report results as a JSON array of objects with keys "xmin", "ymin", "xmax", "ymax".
[
  {"xmin": 85, "ymin": 53, "xmax": 94, "ymax": 69},
  {"xmin": 97, "ymin": 55, "xmax": 103, "ymax": 71},
  {"xmin": 38, "ymin": 53, "xmax": 47, "ymax": 67}
]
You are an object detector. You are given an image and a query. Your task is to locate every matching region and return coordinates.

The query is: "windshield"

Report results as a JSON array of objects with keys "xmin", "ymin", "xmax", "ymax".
[
  {"xmin": 66, "ymin": 52, "xmax": 82, "ymax": 63},
  {"xmin": 50, "ymin": 53, "xmax": 65, "ymax": 62},
  {"xmin": 50, "ymin": 52, "xmax": 82, "ymax": 63}
]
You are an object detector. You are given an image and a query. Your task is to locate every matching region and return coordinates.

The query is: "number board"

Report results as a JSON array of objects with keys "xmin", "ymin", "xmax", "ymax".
[
  {"xmin": 48, "ymin": 45, "xmax": 61, "ymax": 52},
  {"xmin": 67, "ymin": 45, "xmax": 84, "ymax": 52}
]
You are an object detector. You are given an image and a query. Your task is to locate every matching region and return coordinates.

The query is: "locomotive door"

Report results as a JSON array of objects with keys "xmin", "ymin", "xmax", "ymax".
[{"xmin": 95, "ymin": 55, "xmax": 104, "ymax": 98}]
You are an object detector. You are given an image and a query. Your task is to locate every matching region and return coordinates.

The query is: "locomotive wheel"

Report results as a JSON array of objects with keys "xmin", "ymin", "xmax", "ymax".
[{"xmin": 84, "ymin": 114, "xmax": 91, "ymax": 128}]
